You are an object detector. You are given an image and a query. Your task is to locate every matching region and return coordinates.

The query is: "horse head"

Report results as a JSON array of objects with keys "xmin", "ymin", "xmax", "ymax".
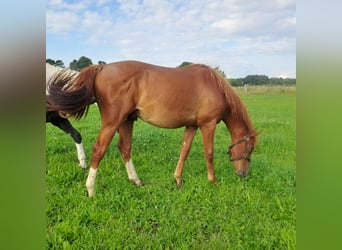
[{"xmin": 228, "ymin": 131, "xmax": 261, "ymax": 177}]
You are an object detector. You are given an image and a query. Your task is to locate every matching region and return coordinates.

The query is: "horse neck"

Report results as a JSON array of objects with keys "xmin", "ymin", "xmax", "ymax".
[{"xmin": 210, "ymin": 68, "xmax": 255, "ymax": 139}]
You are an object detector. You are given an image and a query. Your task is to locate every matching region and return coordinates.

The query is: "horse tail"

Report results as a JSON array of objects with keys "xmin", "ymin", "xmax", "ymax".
[{"xmin": 46, "ymin": 65, "xmax": 103, "ymax": 120}]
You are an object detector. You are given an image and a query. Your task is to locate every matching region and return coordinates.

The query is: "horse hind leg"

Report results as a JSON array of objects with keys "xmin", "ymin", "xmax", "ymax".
[
  {"xmin": 174, "ymin": 126, "xmax": 197, "ymax": 186},
  {"xmin": 117, "ymin": 119, "xmax": 143, "ymax": 186},
  {"xmin": 68, "ymin": 125, "xmax": 87, "ymax": 170},
  {"xmin": 75, "ymin": 142, "xmax": 87, "ymax": 170},
  {"xmin": 66, "ymin": 123, "xmax": 87, "ymax": 170}
]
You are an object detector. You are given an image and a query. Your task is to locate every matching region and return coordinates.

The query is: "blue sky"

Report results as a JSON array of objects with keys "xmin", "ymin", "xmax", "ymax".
[{"xmin": 46, "ymin": 0, "xmax": 296, "ymax": 78}]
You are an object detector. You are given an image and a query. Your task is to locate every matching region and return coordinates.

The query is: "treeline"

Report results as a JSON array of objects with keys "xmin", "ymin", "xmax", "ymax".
[
  {"xmin": 229, "ymin": 75, "xmax": 296, "ymax": 86},
  {"xmin": 46, "ymin": 57, "xmax": 295, "ymax": 86},
  {"xmin": 178, "ymin": 61, "xmax": 295, "ymax": 86},
  {"xmin": 46, "ymin": 56, "xmax": 106, "ymax": 71}
]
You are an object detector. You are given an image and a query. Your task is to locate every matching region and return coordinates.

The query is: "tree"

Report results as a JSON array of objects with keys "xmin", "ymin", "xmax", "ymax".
[
  {"xmin": 69, "ymin": 56, "xmax": 93, "ymax": 71},
  {"xmin": 214, "ymin": 66, "xmax": 227, "ymax": 79},
  {"xmin": 69, "ymin": 59, "xmax": 78, "ymax": 70},
  {"xmin": 269, "ymin": 77, "xmax": 296, "ymax": 85},
  {"xmin": 55, "ymin": 60, "xmax": 65, "ymax": 68},
  {"xmin": 46, "ymin": 58, "xmax": 55, "ymax": 65},
  {"xmin": 243, "ymin": 75, "xmax": 269, "ymax": 85},
  {"xmin": 98, "ymin": 60, "xmax": 106, "ymax": 65},
  {"xmin": 230, "ymin": 78, "xmax": 244, "ymax": 87},
  {"xmin": 177, "ymin": 61, "xmax": 193, "ymax": 67},
  {"xmin": 46, "ymin": 58, "xmax": 65, "ymax": 68}
]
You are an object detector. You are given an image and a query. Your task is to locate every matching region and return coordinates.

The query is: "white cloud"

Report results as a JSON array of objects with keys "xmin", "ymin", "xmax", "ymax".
[
  {"xmin": 46, "ymin": 10, "xmax": 79, "ymax": 33},
  {"xmin": 97, "ymin": 0, "xmax": 111, "ymax": 6},
  {"xmin": 47, "ymin": 0, "xmax": 89, "ymax": 11},
  {"xmin": 46, "ymin": 0, "xmax": 296, "ymax": 77}
]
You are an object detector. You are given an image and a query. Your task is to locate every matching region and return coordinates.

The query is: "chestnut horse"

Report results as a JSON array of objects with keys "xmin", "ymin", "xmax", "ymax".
[{"xmin": 46, "ymin": 60, "xmax": 258, "ymax": 197}]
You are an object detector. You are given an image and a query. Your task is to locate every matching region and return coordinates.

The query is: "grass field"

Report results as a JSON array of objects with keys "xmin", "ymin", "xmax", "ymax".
[{"xmin": 46, "ymin": 86, "xmax": 296, "ymax": 249}]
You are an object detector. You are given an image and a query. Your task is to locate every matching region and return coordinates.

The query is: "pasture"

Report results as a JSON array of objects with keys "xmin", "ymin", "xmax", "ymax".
[{"xmin": 46, "ymin": 86, "xmax": 296, "ymax": 249}]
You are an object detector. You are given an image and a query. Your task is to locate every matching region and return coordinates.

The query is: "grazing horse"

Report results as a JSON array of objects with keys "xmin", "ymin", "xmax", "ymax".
[
  {"xmin": 46, "ymin": 63, "xmax": 87, "ymax": 169},
  {"xmin": 46, "ymin": 60, "xmax": 258, "ymax": 197}
]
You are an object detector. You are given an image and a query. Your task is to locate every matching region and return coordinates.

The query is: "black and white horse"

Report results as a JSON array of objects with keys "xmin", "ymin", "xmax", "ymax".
[{"xmin": 46, "ymin": 63, "xmax": 87, "ymax": 169}]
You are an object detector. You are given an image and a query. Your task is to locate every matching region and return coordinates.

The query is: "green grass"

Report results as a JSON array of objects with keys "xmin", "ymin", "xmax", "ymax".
[{"xmin": 46, "ymin": 86, "xmax": 296, "ymax": 249}]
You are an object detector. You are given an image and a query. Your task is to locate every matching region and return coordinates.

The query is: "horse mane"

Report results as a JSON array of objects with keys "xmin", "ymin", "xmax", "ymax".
[{"xmin": 200, "ymin": 65, "xmax": 256, "ymax": 137}]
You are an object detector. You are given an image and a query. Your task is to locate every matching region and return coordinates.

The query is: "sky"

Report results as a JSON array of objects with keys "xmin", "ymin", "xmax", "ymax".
[{"xmin": 46, "ymin": 0, "xmax": 296, "ymax": 78}]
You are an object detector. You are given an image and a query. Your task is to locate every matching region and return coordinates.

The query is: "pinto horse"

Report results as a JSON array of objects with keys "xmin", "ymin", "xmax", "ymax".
[
  {"xmin": 46, "ymin": 60, "xmax": 258, "ymax": 197},
  {"xmin": 46, "ymin": 63, "xmax": 87, "ymax": 169}
]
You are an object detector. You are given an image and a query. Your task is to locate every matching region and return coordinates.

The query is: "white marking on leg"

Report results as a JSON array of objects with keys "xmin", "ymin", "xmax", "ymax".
[
  {"xmin": 76, "ymin": 143, "xmax": 87, "ymax": 169},
  {"xmin": 125, "ymin": 159, "xmax": 142, "ymax": 186},
  {"xmin": 86, "ymin": 167, "xmax": 98, "ymax": 197}
]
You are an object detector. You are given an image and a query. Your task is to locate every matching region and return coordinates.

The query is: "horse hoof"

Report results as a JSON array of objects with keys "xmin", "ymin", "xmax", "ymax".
[
  {"xmin": 209, "ymin": 177, "xmax": 218, "ymax": 184},
  {"xmin": 135, "ymin": 180, "xmax": 144, "ymax": 187},
  {"xmin": 79, "ymin": 162, "xmax": 87, "ymax": 171},
  {"xmin": 175, "ymin": 178, "xmax": 183, "ymax": 187},
  {"xmin": 87, "ymin": 188, "xmax": 95, "ymax": 197},
  {"xmin": 210, "ymin": 179, "xmax": 220, "ymax": 186},
  {"xmin": 130, "ymin": 179, "xmax": 144, "ymax": 187}
]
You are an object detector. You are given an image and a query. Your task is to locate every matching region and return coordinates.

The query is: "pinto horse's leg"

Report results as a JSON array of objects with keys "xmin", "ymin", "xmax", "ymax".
[
  {"xmin": 174, "ymin": 126, "xmax": 197, "ymax": 186},
  {"xmin": 117, "ymin": 119, "xmax": 143, "ymax": 186},
  {"xmin": 199, "ymin": 123, "xmax": 217, "ymax": 183},
  {"xmin": 75, "ymin": 143, "xmax": 87, "ymax": 170},
  {"xmin": 86, "ymin": 122, "xmax": 118, "ymax": 197},
  {"xmin": 49, "ymin": 113, "xmax": 87, "ymax": 169}
]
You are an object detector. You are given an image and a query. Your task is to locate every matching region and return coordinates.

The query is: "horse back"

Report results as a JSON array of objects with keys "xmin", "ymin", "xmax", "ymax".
[{"xmin": 95, "ymin": 61, "xmax": 228, "ymax": 128}]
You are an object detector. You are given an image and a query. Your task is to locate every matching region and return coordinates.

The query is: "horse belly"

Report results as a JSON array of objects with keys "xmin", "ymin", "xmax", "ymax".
[
  {"xmin": 137, "ymin": 107, "xmax": 197, "ymax": 129},
  {"xmin": 135, "ymin": 76, "xmax": 223, "ymax": 128}
]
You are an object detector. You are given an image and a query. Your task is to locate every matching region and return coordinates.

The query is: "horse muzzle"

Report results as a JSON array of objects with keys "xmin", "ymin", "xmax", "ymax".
[{"xmin": 235, "ymin": 168, "xmax": 249, "ymax": 177}]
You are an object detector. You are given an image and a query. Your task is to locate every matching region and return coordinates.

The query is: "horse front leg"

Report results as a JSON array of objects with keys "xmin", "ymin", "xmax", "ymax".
[
  {"xmin": 199, "ymin": 123, "xmax": 217, "ymax": 183},
  {"xmin": 174, "ymin": 126, "xmax": 197, "ymax": 186},
  {"xmin": 117, "ymin": 119, "xmax": 143, "ymax": 186},
  {"xmin": 86, "ymin": 123, "xmax": 118, "ymax": 197}
]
